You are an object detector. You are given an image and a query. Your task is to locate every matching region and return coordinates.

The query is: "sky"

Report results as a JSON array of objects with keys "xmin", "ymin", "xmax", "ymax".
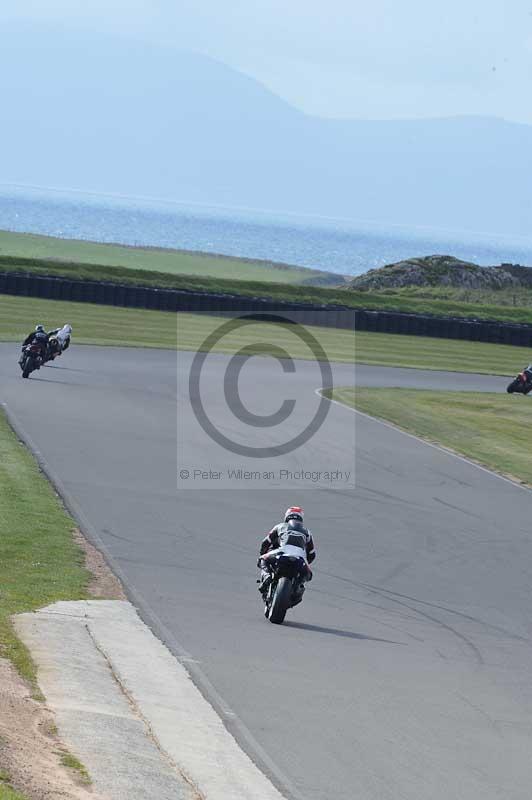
[{"xmin": 2, "ymin": 0, "xmax": 532, "ymax": 122}]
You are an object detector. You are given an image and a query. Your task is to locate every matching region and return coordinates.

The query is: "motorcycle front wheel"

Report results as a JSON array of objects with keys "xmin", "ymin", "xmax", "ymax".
[
  {"xmin": 507, "ymin": 378, "xmax": 520, "ymax": 394},
  {"xmin": 22, "ymin": 357, "xmax": 33, "ymax": 378},
  {"xmin": 268, "ymin": 576, "xmax": 292, "ymax": 624}
]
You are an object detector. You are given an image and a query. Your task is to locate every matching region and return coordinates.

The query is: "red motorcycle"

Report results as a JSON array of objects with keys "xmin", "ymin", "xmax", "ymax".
[
  {"xmin": 507, "ymin": 365, "xmax": 532, "ymax": 394},
  {"xmin": 19, "ymin": 342, "xmax": 44, "ymax": 379}
]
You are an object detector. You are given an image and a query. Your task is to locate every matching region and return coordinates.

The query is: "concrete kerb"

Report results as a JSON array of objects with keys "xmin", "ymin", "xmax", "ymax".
[
  {"xmin": 14, "ymin": 601, "xmax": 288, "ymax": 800},
  {"xmin": 2, "ymin": 401, "xmax": 304, "ymax": 800},
  {"xmin": 14, "ymin": 603, "xmax": 199, "ymax": 800}
]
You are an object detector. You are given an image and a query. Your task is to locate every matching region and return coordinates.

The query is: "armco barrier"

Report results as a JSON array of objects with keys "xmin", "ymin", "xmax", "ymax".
[{"xmin": 2, "ymin": 271, "xmax": 532, "ymax": 348}]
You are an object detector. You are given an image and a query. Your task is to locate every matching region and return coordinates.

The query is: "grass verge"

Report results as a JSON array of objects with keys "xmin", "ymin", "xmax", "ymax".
[
  {"xmin": 0, "ymin": 781, "xmax": 29, "ymax": 800},
  {"xmin": 58, "ymin": 752, "xmax": 91, "ymax": 785},
  {"xmin": 3, "ymin": 292, "xmax": 532, "ymax": 373},
  {"xmin": 328, "ymin": 387, "xmax": 532, "ymax": 485},
  {"xmin": 0, "ymin": 409, "xmax": 89, "ymax": 693}
]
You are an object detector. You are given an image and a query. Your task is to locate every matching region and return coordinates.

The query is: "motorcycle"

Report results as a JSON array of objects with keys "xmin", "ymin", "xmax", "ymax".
[
  {"xmin": 45, "ymin": 335, "xmax": 61, "ymax": 362},
  {"xmin": 261, "ymin": 552, "xmax": 309, "ymax": 624},
  {"xmin": 507, "ymin": 365, "xmax": 532, "ymax": 394},
  {"xmin": 19, "ymin": 342, "xmax": 44, "ymax": 378}
]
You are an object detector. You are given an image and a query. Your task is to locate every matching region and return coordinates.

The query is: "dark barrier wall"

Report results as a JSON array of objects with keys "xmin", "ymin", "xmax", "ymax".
[{"xmin": 2, "ymin": 271, "xmax": 532, "ymax": 347}]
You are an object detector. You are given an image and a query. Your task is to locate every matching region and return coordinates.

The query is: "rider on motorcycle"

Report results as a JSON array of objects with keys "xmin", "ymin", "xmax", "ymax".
[
  {"xmin": 19, "ymin": 325, "xmax": 49, "ymax": 365},
  {"xmin": 47, "ymin": 323, "xmax": 72, "ymax": 358},
  {"xmin": 258, "ymin": 507, "xmax": 316, "ymax": 596},
  {"xmin": 48, "ymin": 323, "xmax": 72, "ymax": 349}
]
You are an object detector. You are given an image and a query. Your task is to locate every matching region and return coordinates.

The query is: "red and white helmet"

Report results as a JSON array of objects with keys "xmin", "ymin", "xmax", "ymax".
[{"xmin": 284, "ymin": 506, "xmax": 304, "ymax": 523}]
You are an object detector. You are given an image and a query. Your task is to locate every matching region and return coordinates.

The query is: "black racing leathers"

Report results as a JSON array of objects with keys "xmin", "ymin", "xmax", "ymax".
[
  {"xmin": 259, "ymin": 522, "xmax": 316, "ymax": 564},
  {"xmin": 21, "ymin": 331, "xmax": 49, "ymax": 361}
]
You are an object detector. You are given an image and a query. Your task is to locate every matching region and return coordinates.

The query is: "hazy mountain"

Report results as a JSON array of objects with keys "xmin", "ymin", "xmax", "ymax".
[{"xmin": 1, "ymin": 24, "xmax": 531, "ymax": 237}]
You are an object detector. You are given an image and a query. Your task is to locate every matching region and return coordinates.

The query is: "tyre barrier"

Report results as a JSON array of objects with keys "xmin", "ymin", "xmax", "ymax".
[{"xmin": 2, "ymin": 271, "xmax": 532, "ymax": 347}]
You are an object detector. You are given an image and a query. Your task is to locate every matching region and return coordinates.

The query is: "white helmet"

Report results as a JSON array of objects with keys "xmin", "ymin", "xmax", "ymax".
[{"xmin": 284, "ymin": 506, "xmax": 304, "ymax": 523}]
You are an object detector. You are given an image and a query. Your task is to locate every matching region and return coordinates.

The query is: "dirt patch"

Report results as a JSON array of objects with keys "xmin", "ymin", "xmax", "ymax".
[
  {"xmin": 73, "ymin": 528, "xmax": 126, "ymax": 600},
  {"xmin": 0, "ymin": 530, "xmax": 123, "ymax": 797},
  {"xmin": 0, "ymin": 658, "xmax": 106, "ymax": 799}
]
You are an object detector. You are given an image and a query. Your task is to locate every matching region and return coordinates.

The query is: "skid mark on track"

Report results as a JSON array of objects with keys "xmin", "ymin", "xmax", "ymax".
[
  {"xmin": 457, "ymin": 693, "xmax": 504, "ymax": 738},
  {"xmin": 311, "ymin": 588, "xmax": 426, "ymax": 643},
  {"xmin": 322, "ymin": 571, "xmax": 530, "ymax": 645},
  {"xmin": 319, "ymin": 573, "xmax": 485, "ymax": 665},
  {"xmin": 360, "ymin": 583, "xmax": 530, "ymax": 644},
  {"xmin": 379, "ymin": 561, "xmax": 412, "ymax": 584},
  {"xmin": 355, "ymin": 481, "xmax": 433, "ymax": 512},
  {"xmin": 101, "ymin": 527, "xmax": 136, "ymax": 544},
  {"xmin": 432, "ymin": 496, "xmax": 487, "ymax": 521}
]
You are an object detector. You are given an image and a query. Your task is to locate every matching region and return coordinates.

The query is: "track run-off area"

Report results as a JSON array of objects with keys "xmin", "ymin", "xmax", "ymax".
[{"xmin": 1, "ymin": 342, "xmax": 532, "ymax": 800}]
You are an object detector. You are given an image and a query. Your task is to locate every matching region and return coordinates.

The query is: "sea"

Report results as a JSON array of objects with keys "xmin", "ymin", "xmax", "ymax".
[{"xmin": 1, "ymin": 186, "xmax": 531, "ymax": 277}]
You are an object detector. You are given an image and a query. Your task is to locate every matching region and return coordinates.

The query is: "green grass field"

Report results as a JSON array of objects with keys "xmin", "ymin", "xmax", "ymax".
[
  {"xmin": 352, "ymin": 329, "xmax": 529, "ymax": 375},
  {"xmin": 3, "ymin": 293, "xmax": 532, "ymax": 374},
  {"xmin": 328, "ymin": 387, "xmax": 532, "ymax": 485},
  {"xmin": 0, "ymin": 410, "xmax": 89, "ymax": 693},
  {"xmin": 0, "ymin": 229, "xmax": 339, "ymax": 285},
  {"xmin": 0, "ymin": 293, "xmax": 357, "ymax": 361}
]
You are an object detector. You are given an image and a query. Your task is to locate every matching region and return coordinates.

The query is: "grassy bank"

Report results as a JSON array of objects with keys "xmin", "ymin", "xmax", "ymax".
[
  {"xmin": 5, "ymin": 254, "xmax": 532, "ymax": 323},
  {"xmin": 342, "ymin": 283, "xmax": 532, "ymax": 324},
  {"xmin": 328, "ymin": 387, "xmax": 532, "ymax": 485},
  {"xmin": 0, "ymin": 229, "xmax": 341, "ymax": 285},
  {"xmin": 361, "ymin": 283, "xmax": 532, "ymax": 310},
  {"xmin": 3, "ymin": 293, "xmax": 532, "ymax": 373},
  {"xmin": 5, "ymin": 230, "xmax": 532, "ymax": 323},
  {"xmin": 0, "ymin": 410, "xmax": 89, "ymax": 691},
  {"xmin": 0, "ymin": 254, "xmax": 352, "ymax": 305},
  {"xmin": 5, "ymin": 252, "xmax": 532, "ymax": 323}
]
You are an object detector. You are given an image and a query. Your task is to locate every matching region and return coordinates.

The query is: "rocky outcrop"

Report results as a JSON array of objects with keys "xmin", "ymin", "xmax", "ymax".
[{"xmin": 347, "ymin": 255, "xmax": 527, "ymax": 291}]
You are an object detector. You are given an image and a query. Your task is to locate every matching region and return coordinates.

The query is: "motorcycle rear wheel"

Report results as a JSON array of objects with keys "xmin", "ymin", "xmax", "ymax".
[{"xmin": 268, "ymin": 577, "xmax": 292, "ymax": 625}]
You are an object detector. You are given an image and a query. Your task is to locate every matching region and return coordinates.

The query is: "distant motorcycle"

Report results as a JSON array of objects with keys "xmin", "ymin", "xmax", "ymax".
[
  {"xmin": 261, "ymin": 552, "xmax": 309, "ymax": 625},
  {"xmin": 19, "ymin": 342, "xmax": 44, "ymax": 379},
  {"xmin": 507, "ymin": 365, "xmax": 532, "ymax": 394}
]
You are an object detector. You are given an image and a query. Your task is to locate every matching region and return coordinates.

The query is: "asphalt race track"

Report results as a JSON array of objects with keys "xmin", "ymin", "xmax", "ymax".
[{"xmin": 2, "ymin": 342, "xmax": 532, "ymax": 800}]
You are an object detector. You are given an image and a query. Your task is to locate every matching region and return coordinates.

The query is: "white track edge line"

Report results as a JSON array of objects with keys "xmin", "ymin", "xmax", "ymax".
[{"xmin": 315, "ymin": 387, "xmax": 532, "ymax": 494}]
